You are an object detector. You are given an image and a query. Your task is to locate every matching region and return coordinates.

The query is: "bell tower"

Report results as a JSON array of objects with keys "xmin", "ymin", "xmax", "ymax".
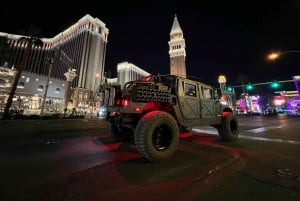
[{"xmin": 168, "ymin": 14, "xmax": 186, "ymax": 78}]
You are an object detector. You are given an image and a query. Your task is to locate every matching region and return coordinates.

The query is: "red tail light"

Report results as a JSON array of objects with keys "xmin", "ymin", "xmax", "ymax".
[
  {"xmin": 222, "ymin": 111, "xmax": 231, "ymax": 117},
  {"xmin": 122, "ymin": 98, "xmax": 129, "ymax": 107},
  {"xmin": 115, "ymin": 98, "xmax": 121, "ymax": 106}
]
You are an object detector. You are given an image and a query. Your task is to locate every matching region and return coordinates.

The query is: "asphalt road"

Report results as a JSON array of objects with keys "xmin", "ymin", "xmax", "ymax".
[{"xmin": 0, "ymin": 115, "xmax": 300, "ymax": 201}]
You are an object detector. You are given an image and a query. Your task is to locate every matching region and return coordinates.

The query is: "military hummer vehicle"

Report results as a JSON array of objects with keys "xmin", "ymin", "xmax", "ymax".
[{"xmin": 100, "ymin": 74, "xmax": 239, "ymax": 162}]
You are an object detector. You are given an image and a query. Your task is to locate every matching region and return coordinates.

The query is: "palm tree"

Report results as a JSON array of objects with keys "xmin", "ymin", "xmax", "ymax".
[
  {"xmin": 2, "ymin": 36, "xmax": 43, "ymax": 119},
  {"xmin": 236, "ymin": 73, "xmax": 249, "ymax": 94}
]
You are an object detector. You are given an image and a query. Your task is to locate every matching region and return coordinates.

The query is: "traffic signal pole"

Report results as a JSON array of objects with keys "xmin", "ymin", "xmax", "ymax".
[{"xmin": 232, "ymin": 79, "xmax": 294, "ymax": 89}]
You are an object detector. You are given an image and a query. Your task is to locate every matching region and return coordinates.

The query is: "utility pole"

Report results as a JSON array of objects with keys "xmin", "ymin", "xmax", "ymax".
[{"xmin": 40, "ymin": 57, "xmax": 54, "ymax": 116}]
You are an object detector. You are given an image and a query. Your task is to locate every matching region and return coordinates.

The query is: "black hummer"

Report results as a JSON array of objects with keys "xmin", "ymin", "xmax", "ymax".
[{"xmin": 100, "ymin": 74, "xmax": 239, "ymax": 162}]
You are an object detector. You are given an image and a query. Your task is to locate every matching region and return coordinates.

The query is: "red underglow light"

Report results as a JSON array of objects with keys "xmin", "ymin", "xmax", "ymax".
[{"xmin": 179, "ymin": 132, "xmax": 192, "ymax": 139}]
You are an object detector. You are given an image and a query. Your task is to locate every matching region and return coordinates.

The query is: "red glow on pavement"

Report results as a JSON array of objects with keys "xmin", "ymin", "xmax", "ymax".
[
  {"xmin": 112, "ymin": 151, "xmax": 142, "ymax": 162},
  {"xmin": 189, "ymin": 135, "xmax": 218, "ymax": 144},
  {"xmin": 97, "ymin": 143, "xmax": 122, "ymax": 151},
  {"xmin": 179, "ymin": 132, "xmax": 193, "ymax": 139}
]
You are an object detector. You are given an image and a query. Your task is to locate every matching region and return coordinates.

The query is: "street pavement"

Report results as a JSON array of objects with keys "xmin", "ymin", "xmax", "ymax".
[{"xmin": 1, "ymin": 115, "xmax": 300, "ymax": 201}]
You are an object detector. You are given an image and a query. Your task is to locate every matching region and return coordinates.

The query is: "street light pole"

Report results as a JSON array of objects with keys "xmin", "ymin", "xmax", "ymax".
[
  {"xmin": 40, "ymin": 57, "xmax": 54, "ymax": 116},
  {"xmin": 268, "ymin": 51, "xmax": 300, "ymax": 60},
  {"xmin": 88, "ymin": 73, "xmax": 101, "ymax": 118},
  {"xmin": 267, "ymin": 50, "xmax": 300, "ymax": 96},
  {"xmin": 232, "ymin": 79, "xmax": 294, "ymax": 88},
  {"xmin": 64, "ymin": 68, "xmax": 77, "ymax": 111}
]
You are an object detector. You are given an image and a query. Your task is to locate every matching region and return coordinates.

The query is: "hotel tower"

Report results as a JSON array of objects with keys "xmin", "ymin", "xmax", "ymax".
[{"xmin": 0, "ymin": 14, "xmax": 109, "ymax": 115}]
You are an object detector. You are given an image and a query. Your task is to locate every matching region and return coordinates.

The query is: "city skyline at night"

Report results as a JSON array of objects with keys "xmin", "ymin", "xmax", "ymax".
[{"xmin": 1, "ymin": 1, "xmax": 300, "ymax": 88}]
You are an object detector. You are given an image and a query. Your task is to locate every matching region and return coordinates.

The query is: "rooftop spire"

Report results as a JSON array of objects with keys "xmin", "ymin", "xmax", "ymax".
[{"xmin": 170, "ymin": 14, "xmax": 182, "ymax": 34}]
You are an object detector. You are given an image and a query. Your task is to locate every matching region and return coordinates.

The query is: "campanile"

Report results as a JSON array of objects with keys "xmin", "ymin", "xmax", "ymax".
[{"xmin": 168, "ymin": 14, "xmax": 186, "ymax": 78}]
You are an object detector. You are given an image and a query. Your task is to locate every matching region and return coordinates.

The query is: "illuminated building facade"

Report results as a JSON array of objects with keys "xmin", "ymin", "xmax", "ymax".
[
  {"xmin": 168, "ymin": 15, "xmax": 186, "ymax": 78},
  {"xmin": 98, "ymin": 61, "xmax": 149, "ymax": 115},
  {"xmin": 0, "ymin": 14, "xmax": 109, "ymax": 115},
  {"xmin": 117, "ymin": 61, "xmax": 150, "ymax": 89}
]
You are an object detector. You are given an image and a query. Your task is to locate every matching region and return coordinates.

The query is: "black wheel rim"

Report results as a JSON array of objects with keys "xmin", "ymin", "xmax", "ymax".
[{"xmin": 152, "ymin": 124, "xmax": 172, "ymax": 150}]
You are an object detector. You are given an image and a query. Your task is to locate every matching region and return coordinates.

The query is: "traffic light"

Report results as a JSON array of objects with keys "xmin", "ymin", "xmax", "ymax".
[
  {"xmin": 270, "ymin": 81, "xmax": 280, "ymax": 89},
  {"xmin": 246, "ymin": 84, "xmax": 253, "ymax": 91},
  {"xmin": 227, "ymin": 86, "xmax": 233, "ymax": 92}
]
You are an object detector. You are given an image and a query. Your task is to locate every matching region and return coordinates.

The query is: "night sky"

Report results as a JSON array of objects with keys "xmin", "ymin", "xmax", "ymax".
[{"xmin": 1, "ymin": 0, "xmax": 300, "ymax": 88}]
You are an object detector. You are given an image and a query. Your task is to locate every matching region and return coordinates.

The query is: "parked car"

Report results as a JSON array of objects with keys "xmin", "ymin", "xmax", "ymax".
[{"xmin": 263, "ymin": 106, "xmax": 277, "ymax": 115}]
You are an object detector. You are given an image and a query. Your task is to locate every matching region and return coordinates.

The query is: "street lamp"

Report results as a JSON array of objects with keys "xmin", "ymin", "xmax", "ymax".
[
  {"xmin": 90, "ymin": 72, "xmax": 101, "ymax": 118},
  {"xmin": 267, "ymin": 51, "xmax": 300, "ymax": 60}
]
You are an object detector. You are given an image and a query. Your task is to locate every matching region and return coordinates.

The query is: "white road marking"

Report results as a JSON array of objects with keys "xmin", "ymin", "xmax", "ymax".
[
  {"xmin": 192, "ymin": 128, "xmax": 218, "ymax": 135},
  {"xmin": 239, "ymin": 135, "xmax": 300, "ymax": 145},
  {"xmin": 191, "ymin": 127, "xmax": 300, "ymax": 146},
  {"xmin": 245, "ymin": 126, "xmax": 282, "ymax": 133}
]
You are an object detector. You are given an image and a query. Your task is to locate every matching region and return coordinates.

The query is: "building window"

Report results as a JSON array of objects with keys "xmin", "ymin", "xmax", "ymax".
[
  {"xmin": 55, "ymin": 88, "xmax": 61, "ymax": 93},
  {"xmin": 17, "ymin": 82, "xmax": 25, "ymax": 89},
  {"xmin": 0, "ymin": 79, "xmax": 5, "ymax": 87},
  {"xmin": 37, "ymin": 85, "xmax": 44, "ymax": 91}
]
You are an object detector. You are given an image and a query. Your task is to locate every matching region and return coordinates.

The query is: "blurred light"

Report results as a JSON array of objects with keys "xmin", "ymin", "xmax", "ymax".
[
  {"xmin": 270, "ymin": 81, "xmax": 280, "ymax": 89},
  {"xmin": 246, "ymin": 84, "xmax": 253, "ymax": 90},
  {"xmin": 268, "ymin": 52, "xmax": 280, "ymax": 60},
  {"xmin": 134, "ymin": 107, "xmax": 141, "ymax": 112},
  {"xmin": 220, "ymin": 95, "xmax": 228, "ymax": 105},
  {"xmin": 218, "ymin": 75, "xmax": 226, "ymax": 83},
  {"xmin": 274, "ymin": 96, "xmax": 285, "ymax": 106},
  {"xmin": 227, "ymin": 86, "xmax": 233, "ymax": 92},
  {"xmin": 293, "ymin": 75, "xmax": 300, "ymax": 80},
  {"xmin": 122, "ymin": 98, "xmax": 128, "ymax": 107}
]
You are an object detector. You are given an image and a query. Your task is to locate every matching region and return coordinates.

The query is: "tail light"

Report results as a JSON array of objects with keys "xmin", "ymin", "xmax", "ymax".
[
  {"xmin": 222, "ymin": 111, "xmax": 231, "ymax": 117},
  {"xmin": 114, "ymin": 97, "xmax": 129, "ymax": 107},
  {"xmin": 122, "ymin": 98, "xmax": 129, "ymax": 107},
  {"xmin": 115, "ymin": 98, "xmax": 122, "ymax": 106}
]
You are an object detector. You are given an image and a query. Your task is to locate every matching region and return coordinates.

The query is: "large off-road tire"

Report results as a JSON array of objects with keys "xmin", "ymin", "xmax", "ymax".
[
  {"xmin": 135, "ymin": 111, "xmax": 179, "ymax": 162},
  {"xmin": 217, "ymin": 113, "xmax": 239, "ymax": 141}
]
